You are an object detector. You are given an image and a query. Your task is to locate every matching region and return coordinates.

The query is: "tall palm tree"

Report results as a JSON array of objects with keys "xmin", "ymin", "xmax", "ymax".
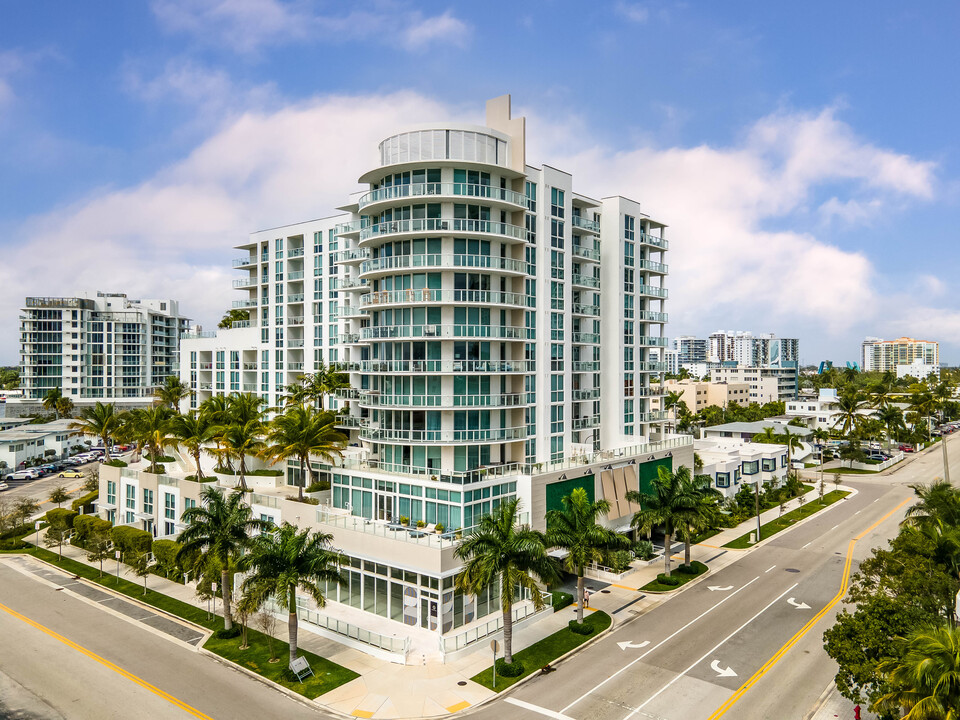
[
  {"xmin": 262, "ymin": 407, "xmax": 346, "ymax": 501},
  {"xmin": 545, "ymin": 487, "xmax": 629, "ymax": 624},
  {"xmin": 833, "ymin": 389, "xmax": 870, "ymax": 437},
  {"xmin": 902, "ymin": 479, "xmax": 960, "ymax": 530},
  {"xmin": 68, "ymin": 402, "xmax": 122, "ymax": 461},
  {"xmin": 676, "ymin": 472, "xmax": 723, "ymax": 566},
  {"xmin": 227, "ymin": 392, "xmax": 267, "ymax": 425},
  {"xmin": 305, "ymin": 362, "xmax": 350, "ymax": 411},
  {"xmin": 909, "ymin": 388, "xmax": 935, "ymax": 439},
  {"xmin": 200, "ymin": 395, "xmax": 233, "ymax": 471},
  {"xmin": 626, "ymin": 465, "xmax": 697, "ymax": 578},
  {"xmin": 875, "ymin": 624, "xmax": 960, "ymax": 720},
  {"xmin": 154, "ymin": 375, "xmax": 193, "ymax": 411},
  {"xmin": 455, "ymin": 499, "xmax": 559, "ymax": 665},
  {"xmin": 128, "ymin": 406, "xmax": 175, "ymax": 473},
  {"xmin": 663, "ymin": 390, "xmax": 685, "ymax": 434},
  {"xmin": 177, "ymin": 486, "xmax": 269, "ymax": 632},
  {"xmin": 43, "ymin": 387, "xmax": 63, "ymax": 418},
  {"xmin": 55, "ymin": 396, "xmax": 74, "ymax": 419},
  {"xmin": 868, "ymin": 379, "xmax": 895, "ymax": 410},
  {"xmin": 281, "ymin": 380, "xmax": 311, "ymax": 409},
  {"xmin": 240, "ymin": 523, "xmax": 344, "ymax": 666},
  {"xmin": 215, "ymin": 419, "xmax": 265, "ymax": 492},
  {"xmin": 877, "ymin": 405, "xmax": 906, "ymax": 450},
  {"xmin": 170, "ymin": 410, "xmax": 216, "ymax": 481}
]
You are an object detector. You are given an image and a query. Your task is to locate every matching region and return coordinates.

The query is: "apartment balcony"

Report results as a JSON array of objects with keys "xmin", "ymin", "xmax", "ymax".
[
  {"xmin": 361, "ymin": 426, "xmax": 526, "ymax": 444},
  {"xmin": 335, "ymin": 247, "xmax": 370, "ymax": 264},
  {"xmin": 572, "ymin": 244, "xmax": 600, "ymax": 262},
  {"xmin": 338, "ymin": 277, "xmax": 368, "ymax": 291},
  {"xmin": 360, "ymin": 289, "xmax": 527, "ymax": 310},
  {"xmin": 572, "ymin": 388, "xmax": 600, "ymax": 401},
  {"xmin": 336, "ymin": 414, "xmax": 367, "ymax": 428},
  {"xmin": 359, "ymin": 218, "xmax": 526, "ymax": 245},
  {"xmin": 572, "ymin": 332, "xmax": 600, "ymax": 344},
  {"xmin": 231, "ymin": 320, "xmax": 252, "ymax": 329},
  {"xmin": 287, "ymin": 362, "xmax": 304, "ymax": 371},
  {"xmin": 637, "ymin": 259, "xmax": 668, "ymax": 275},
  {"xmin": 288, "ymin": 316, "xmax": 304, "ymax": 326},
  {"xmin": 337, "ymin": 305, "xmax": 366, "ymax": 319},
  {"xmin": 335, "ymin": 220, "xmax": 365, "ymax": 237},
  {"xmin": 336, "ymin": 388, "xmax": 361, "ymax": 400},
  {"xmin": 287, "ymin": 271, "xmax": 305, "ymax": 281},
  {"xmin": 349, "ymin": 359, "xmax": 535, "ymax": 374},
  {"xmin": 242, "ymin": 362, "xmax": 258, "ymax": 370},
  {"xmin": 637, "ymin": 310, "xmax": 669, "ymax": 323},
  {"xmin": 232, "ymin": 299, "xmax": 258, "ymax": 309},
  {"xmin": 358, "ymin": 182, "xmax": 528, "ymax": 213},
  {"xmin": 359, "ymin": 392, "xmax": 530, "ymax": 409},
  {"xmin": 637, "ymin": 336, "xmax": 670, "ymax": 347},
  {"xmin": 571, "ymin": 273, "xmax": 600, "ymax": 289},
  {"xmin": 361, "ymin": 324, "xmax": 527, "ymax": 342},
  {"xmin": 232, "ymin": 277, "xmax": 259, "ymax": 289},
  {"xmin": 287, "ymin": 248, "xmax": 305, "ymax": 258},
  {"xmin": 287, "ymin": 293, "xmax": 305, "ymax": 303},
  {"xmin": 571, "ymin": 215, "xmax": 601, "ymax": 234},
  {"xmin": 287, "ymin": 339, "xmax": 305, "ymax": 348},
  {"xmin": 360, "ymin": 253, "xmax": 530, "ymax": 278},
  {"xmin": 638, "ymin": 232, "xmax": 668, "ymax": 250},
  {"xmin": 637, "ymin": 361, "xmax": 668, "ymax": 373},
  {"xmin": 572, "ymin": 361, "xmax": 599, "ymax": 372},
  {"xmin": 638, "ymin": 411, "xmax": 670, "ymax": 423},
  {"xmin": 634, "ymin": 387, "xmax": 667, "ymax": 398},
  {"xmin": 572, "ymin": 414, "xmax": 600, "ymax": 430},
  {"xmin": 339, "ymin": 333, "xmax": 361, "ymax": 344},
  {"xmin": 232, "ymin": 256, "xmax": 257, "ymax": 268},
  {"xmin": 636, "ymin": 284, "xmax": 668, "ymax": 299},
  {"xmin": 572, "ymin": 303, "xmax": 600, "ymax": 317}
]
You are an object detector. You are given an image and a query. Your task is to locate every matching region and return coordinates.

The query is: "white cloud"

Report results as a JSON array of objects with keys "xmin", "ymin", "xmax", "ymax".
[
  {"xmin": 151, "ymin": 0, "xmax": 471, "ymax": 53},
  {"xmin": 615, "ymin": 2, "xmax": 650, "ymax": 23},
  {"xmin": 1, "ymin": 92, "xmax": 945, "ymax": 364},
  {"xmin": 818, "ymin": 196, "xmax": 883, "ymax": 225}
]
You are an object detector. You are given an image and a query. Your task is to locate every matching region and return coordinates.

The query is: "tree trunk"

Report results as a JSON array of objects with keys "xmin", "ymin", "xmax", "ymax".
[
  {"xmin": 221, "ymin": 568, "xmax": 234, "ymax": 631},
  {"xmin": 195, "ymin": 449, "xmax": 203, "ymax": 481},
  {"xmin": 503, "ymin": 592, "xmax": 514, "ymax": 664},
  {"xmin": 298, "ymin": 456, "xmax": 305, "ymax": 502},
  {"xmin": 288, "ymin": 586, "xmax": 298, "ymax": 666},
  {"xmin": 103, "ymin": 434, "xmax": 111, "ymax": 463},
  {"xmin": 576, "ymin": 572, "xmax": 585, "ymax": 625},
  {"xmin": 664, "ymin": 531, "xmax": 672, "ymax": 577},
  {"xmin": 238, "ymin": 456, "xmax": 248, "ymax": 492},
  {"xmin": 684, "ymin": 530, "xmax": 691, "ymax": 566}
]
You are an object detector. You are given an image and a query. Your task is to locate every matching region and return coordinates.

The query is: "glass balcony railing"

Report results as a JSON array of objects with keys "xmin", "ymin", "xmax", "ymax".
[
  {"xmin": 572, "ymin": 414, "xmax": 600, "ymax": 430},
  {"xmin": 637, "ymin": 310, "xmax": 669, "ymax": 323},
  {"xmin": 572, "ymin": 244, "xmax": 600, "ymax": 261},
  {"xmin": 232, "ymin": 277, "xmax": 258, "ymax": 288},
  {"xmin": 335, "ymin": 247, "xmax": 369, "ymax": 263},
  {"xmin": 572, "ymin": 361, "xmax": 599, "ymax": 372},
  {"xmin": 347, "ymin": 359, "xmax": 535, "ymax": 374},
  {"xmin": 359, "ymin": 392, "xmax": 530, "ymax": 408},
  {"xmin": 571, "ymin": 273, "xmax": 600, "ymax": 288},
  {"xmin": 572, "ymin": 332, "xmax": 600, "ymax": 344},
  {"xmin": 572, "ymin": 303, "xmax": 600, "ymax": 316},
  {"xmin": 361, "ymin": 426, "xmax": 527, "ymax": 444},
  {"xmin": 232, "ymin": 256, "xmax": 257, "ymax": 267},
  {"xmin": 637, "ymin": 259, "xmax": 668, "ymax": 274},
  {"xmin": 571, "ymin": 215, "xmax": 601, "ymax": 233},
  {"xmin": 361, "ymin": 324, "xmax": 528, "ymax": 341},
  {"xmin": 361, "ymin": 253, "xmax": 531, "ymax": 276},
  {"xmin": 360, "ymin": 218, "xmax": 525, "ymax": 243},
  {"xmin": 358, "ymin": 182, "xmax": 527, "ymax": 210},
  {"xmin": 231, "ymin": 299, "xmax": 258, "ymax": 309},
  {"xmin": 360, "ymin": 289, "xmax": 528, "ymax": 309},
  {"xmin": 636, "ymin": 284, "xmax": 668, "ymax": 299},
  {"xmin": 638, "ymin": 231, "xmax": 668, "ymax": 249},
  {"xmin": 637, "ymin": 336, "xmax": 670, "ymax": 347}
]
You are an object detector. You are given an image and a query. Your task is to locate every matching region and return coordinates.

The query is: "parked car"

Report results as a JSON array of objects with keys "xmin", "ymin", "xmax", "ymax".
[
  {"xmin": 8, "ymin": 471, "xmax": 35, "ymax": 481},
  {"xmin": 0, "ymin": 482, "xmax": 9, "ymax": 492},
  {"xmin": 899, "ymin": 444, "xmax": 915, "ymax": 453},
  {"xmin": 58, "ymin": 470, "xmax": 85, "ymax": 479}
]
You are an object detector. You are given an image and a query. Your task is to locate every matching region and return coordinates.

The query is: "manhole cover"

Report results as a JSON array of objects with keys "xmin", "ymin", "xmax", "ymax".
[
  {"xmin": 457, "ymin": 681, "xmax": 467, "ymax": 686},
  {"xmin": 785, "ymin": 568, "xmax": 800, "ymax": 573},
  {"xmin": 601, "ymin": 590, "xmax": 611, "ymax": 594}
]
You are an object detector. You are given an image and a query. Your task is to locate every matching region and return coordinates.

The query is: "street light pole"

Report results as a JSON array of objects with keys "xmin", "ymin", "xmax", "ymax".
[
  {"xmin": 942, "ymin": 431, "xmax": 951, "ymax": 484},
  {"xmin": 754, "ymin": 479, "xmax": 761, "ymax": 543}
]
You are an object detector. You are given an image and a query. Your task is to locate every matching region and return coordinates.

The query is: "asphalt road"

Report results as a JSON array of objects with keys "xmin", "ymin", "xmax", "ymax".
[
  {"xmin": 2, "ymin": 460, "xmax": 102, "ymax": 513},
  {"xmin": 0, "ymin": 560, "xmax": 322, "ymax": 720}
]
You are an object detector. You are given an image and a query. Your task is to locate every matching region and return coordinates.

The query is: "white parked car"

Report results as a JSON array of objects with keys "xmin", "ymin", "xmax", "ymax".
[{"xmin": 0, "ymin": 482, "xmax": 9, "ymax": 491}]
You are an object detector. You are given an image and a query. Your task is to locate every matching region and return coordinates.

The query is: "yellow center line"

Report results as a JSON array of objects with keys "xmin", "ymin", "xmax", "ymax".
[
  {"xmin": 706, "ymin": 497, "xmax": 912, "ymax": 720},
  {"xmin": 0, "ymin": 601, "xmax": 214, "ymax": 719}
]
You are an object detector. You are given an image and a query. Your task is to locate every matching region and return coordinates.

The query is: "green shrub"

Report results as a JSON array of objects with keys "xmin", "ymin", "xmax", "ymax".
[
  {"xmin": 568, "ymin": 620, "xmax": 595, "ymax": 636},
  {"xmin": 111, "ymin": 526, "xmax": 152, "ymax": 556},
  {"xmin": 633, "ymin": 540, "xmax": 655, "ymax": 561},
  {"xmin": 104, "ymin": 459, "xmax": 128, "ymax": 468},
  {"xmin": 215, "ymin": 626, "xmax": 242, "ymax": 639},
  {"xmin": 248, "ymin": 469, "xmax": 283, "ymax": 476},
  {"xmin": 45, "ymin": 508, "xmax": 78, "ymax": 529},
  {"xmin": 655, "ymin": 573, "xmax": 680, "ymax": 586},
  {"xmin": 677, "ymin": 563, "xmax": 698, "ymax": 575},
  {"xmin": 72, "ymin": 515, "xmax": 112, "ymax": 546},
  {"xmin": 71, "ymin": 490, "xmax": 99, "ymax": 512},
  {"xmin": 495, "ymin": 658, "xmax": 525, "ymax": 677},
  {"xmin": 305, "ymin": 480, "xmax": 330, "ymax": 492},
  {"xmin": 145, "ymin": 454, "xmax": 176, "ymax": 463},
  {"xmin": 0, "ymin": 523, "xmax": 37, "ymax": 541},
  {"xmin": 605, "ymin": 549, "xmax": 634, "ymax": 573},
  {"xmin": 551, "ymin": 591, "xmax": 574, "ymax": 612},
  {"xmin": 151, "ymin": 539, "xmax": 183, "ymax": 578}
]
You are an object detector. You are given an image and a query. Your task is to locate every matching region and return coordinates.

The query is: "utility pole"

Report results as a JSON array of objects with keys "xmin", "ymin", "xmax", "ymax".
[
  {"xmin": 942, "ymin": 431, "xmax": 951, "ymax": 484},
  {"xmin": 754, "ymin": 479, "xmax": 761, "ymax": 542}
]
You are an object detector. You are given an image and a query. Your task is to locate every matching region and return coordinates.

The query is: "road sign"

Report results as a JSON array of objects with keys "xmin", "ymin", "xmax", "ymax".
[
  {"xmin": 490, "ymin": 639, "xmax": 500, "ymax": 654},
  {"xmin": 34, "ymin": 521, "xmax": 42, "ymax": 530},
  {"xmin": 289, "ymin": 656, "xmax": 313, "ymax": 683}
]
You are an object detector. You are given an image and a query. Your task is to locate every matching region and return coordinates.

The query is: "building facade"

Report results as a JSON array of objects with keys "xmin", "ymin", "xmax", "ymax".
[
  {"xmin": 861, "ymin": 337, "xmax": 939, "ymax": 377},
  {"xmin": 710, "ymin": 365, "xmax": 799, "ymax": 403},
  {"xmin": 706, "ymin": 330, "xmax": 798, "ymax": 368},
  {"xmin": 18, "ymin": 293, "xmax": 189, "ymax": 409},
  {"xmin": 171, "ymin": 96, "xmax": 692, "ymax": 646},
  {"xmin": 651, "ymin": 378, "xmax": 750, "ymax": 414},
  {"xmin": 674, "ymin": 336, "xmax": 707, "ymax": 366}
]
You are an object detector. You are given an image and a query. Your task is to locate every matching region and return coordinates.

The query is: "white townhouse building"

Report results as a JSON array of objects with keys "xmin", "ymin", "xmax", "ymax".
[
  {"xmin": 162, "ymin": 95, "xmax": 693, "ymax": 652},
  {"xmin": 694, "ymin": 438, "xmax": 789, "ymax": 500},
  {"xmin": 16, "ymin": 292, "xmax": 190, "ymax": 411},
  {"xmin": 0, "ymin": 419, "xmax": 78, "ymax": 470}
]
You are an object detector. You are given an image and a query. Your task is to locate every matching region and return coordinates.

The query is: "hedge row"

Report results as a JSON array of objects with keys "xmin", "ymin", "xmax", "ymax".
[{"xmin": 71, "ymin": 490, "xmax": 99, "ymax": 512}]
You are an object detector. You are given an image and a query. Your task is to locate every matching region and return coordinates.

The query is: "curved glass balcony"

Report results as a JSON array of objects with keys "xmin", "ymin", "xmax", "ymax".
[
  {"xmin": 358, "ymin": 182, "xmax": 527, "ymax": 211},
  {"xmin": 358, "ymin": 392, "xmax": 530, "ymax": 408},
  {"xmin": 360, "ymin": 253, "xmax": 531, "ymax": 277},
  {"xmin": 347, "ymin": 359, "xmax": 535, "ymax": 374},
  {"xmin": 361, "ymin": 324, "xmax": 528, "ymax": 341},
  {"xmin": 360, "ymin": 289, "xmax": 528, "ymax": 309},
  {"xmin": 359, "ymin": 218, "xmax": 526, "ymax": 244},
  {"xmin": 361, "ymin": 426, "xmax": 527, "ymax": 444}
]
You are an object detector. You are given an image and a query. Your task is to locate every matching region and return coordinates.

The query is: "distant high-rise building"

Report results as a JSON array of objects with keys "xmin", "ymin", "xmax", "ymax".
[
  {"xmin": 674, "ymin": 335, "xmax": 707, "ymax": 366},
  {"xmin": 18, "ymin": 292, "xmax": 189, "ymax": 408},
  {"xmin": 706, "ymin": 330, "xmax": 798, "ymax": 368},
  {"xmin": 861, "ymin": 337, "xmax": 939, "ymax": 377}
]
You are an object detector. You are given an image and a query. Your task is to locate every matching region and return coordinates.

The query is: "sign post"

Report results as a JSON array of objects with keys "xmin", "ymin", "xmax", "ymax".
[
  {"xmin": 34, "ymin": 520, "xmax": 41, "ymax": 551},
  {"xmin": 490, "ymin": 639, "xmax": 500, "ymax": 689},
  {"xmin": 212, "ymin": 582, "xmax": 218, "ymax": 618},
  {"xmin": 115, "ymin": 549, "xmax": 121, "ymax": 584}
]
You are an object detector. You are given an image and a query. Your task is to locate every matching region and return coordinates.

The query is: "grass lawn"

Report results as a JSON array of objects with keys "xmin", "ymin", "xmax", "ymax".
[
  {"xmin": 471, "ymin": 611, "xmax": 611, "ymax": 691},
  {"xmin": 822, "ymin": 467, "xmax": 878, "ymax": 475},
  {"xmin": 640, "ymin": 561, "xmax": 708, "ymax": 592},
  {"xmin": 4, "ymin": 545, "xmax": 358, "ymax": 697},
  {"xmin": 204, "ymin": 628, "xmax": 359, "ymax": 699},
  {"xmin": 723, "ymin": 491, "xmax": 850, "ymax": 549}
]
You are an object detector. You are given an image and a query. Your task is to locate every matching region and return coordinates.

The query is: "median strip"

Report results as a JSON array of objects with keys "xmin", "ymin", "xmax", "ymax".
[{"xmin": 722, "ymin": 491, "xmax": 850, "ymax": 549}]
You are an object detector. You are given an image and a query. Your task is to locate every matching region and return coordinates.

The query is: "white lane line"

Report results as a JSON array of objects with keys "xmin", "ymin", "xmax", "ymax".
[
  {"xmin": 505, "ymin": 698, "xmax": 575, "ymax": 719},
  {"xmin": 873, "ymin": 499, "xmax": 879, "ymax": 503},
  {"xmin": 830, "ymin": 524, "xmax": 840, "ymax": 531},
  {"xmin": 620, "ymin": 582, "xmax": 800, "ymax": 720},
  {"xmin": 801, "ymin": 541, "xmax": 812, "ymax": 549},
  {"xmin": 764, "ymin": 565, "xmax": 776, "ymax": 573},
  {"xmin": 560, "ymin": 576, "xmax": 760, "ymax": 715},
  {"xmin": 854, "ymin": 510, "xmax": 861, "ymax": 515}
]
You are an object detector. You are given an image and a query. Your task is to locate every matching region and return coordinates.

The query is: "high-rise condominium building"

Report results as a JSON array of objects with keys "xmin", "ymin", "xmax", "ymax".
[
  {"xmin": 674, "ymin": 336, "xmax": 707, "ymax": 366},
  {"xmin": 174, "ymin": 96, "xmax": 691, "ymax": 640},
  {"xmin": 18, "ymin": 292, "xmax": 189, "ymax": 408},
  {"xmin": 860, "ymin": 336, "xmax": 939, "ymax": 376},
  {"xmin": 707, "ymin": 330, "xmax": 798, "ymax": 368}
]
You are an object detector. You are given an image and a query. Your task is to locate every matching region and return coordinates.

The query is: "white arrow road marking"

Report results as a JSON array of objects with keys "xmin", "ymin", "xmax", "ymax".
[
  {"xmin": 710, "ymin": 660, "xmax": 737, "ymax": 677},
  {"xmin": 560, "ymin": 577, "xmax": 761, "ymax": 715},
  {"xmin": 619, "ymin": 581, "xmax": 799, "ymax": 720},
  {"xmin": 787, "ymin": 597, "xmax": 811, "ymax": 610},
  {"xmin": 707, "ymin": 585, "xmax": 733, "ymax": 592},
  {"xmin": 617, "ymin": 640, "xmax": 651, "ymax": 651}
]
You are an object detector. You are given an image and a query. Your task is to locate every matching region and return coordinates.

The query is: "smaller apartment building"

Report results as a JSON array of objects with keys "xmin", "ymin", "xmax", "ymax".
[
  {"xmin": 651, "ymin": 378, "xmax": 750, "ymax": 414},
  {"xmin": 710, "ymin": 366, "xmax": 798, "ymax": 403},
  {"xmin": 695, "ymin": 438, "xmax": 789, "ymax": 499},
  {"xmin": 0, "ymin": 419, "xmax": 78, "ymax": 470},
  {"xmin": 785, "ymin": 388, "xmax": 878, "ymax": 432}
]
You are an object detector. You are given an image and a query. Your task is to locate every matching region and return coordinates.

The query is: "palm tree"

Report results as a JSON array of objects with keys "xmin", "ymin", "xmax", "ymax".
[
  {"xmin": 200, "ymin": 395, "xmax": 233, "ymax": 472},
  {"xmin": 902, "ymin": 479, "xmax": 960, "ymax": 530},
  {"xmin": 676, "ymin": 472, "xmax": 722, "ymax": 566},
  {"xmin": 305, "ymin": 363, "xmax": 350, "ymax": 411},
  {"xmin": 240, "ymin": 523, "xmax": 344, "ymax": 666},
  {"xmin": 909, "ymin": 388, "xmax": 935, "ymax": 439},
  {"xmin": 777, "ymin": 427, "xmax": 804, "ymax": 478},
  {"xmin": 626, "ymin": 465, "xmax": 697, "ymax": 578},
  {"xmin": 170, "ymin": 411, "xmax": 216, "ymax": 481},
  {"xmin": 663, "ymin": 390, "xmax": 685, "ymax": 434},
  {"xmin": 68, "ymin": 402, "xmax": 122, "ymax": 462},
  {"xmin": 545, "ymin": 488, "xmax": 629, "ymax": 624},
  {"xmin": 455, "ymin": 499, "xmax": 559, "ymax": 665},
  {"xmin": 215, "ymin": 419, "xmax": 265, "ymax": 492},
  {"xmin": 833, "ymin": 389, "xmax": 870, "ymax": 437},
  {"xmin": 55, "ymin": 396, "xmax": 74, "ymax": 419},
  {"xmin": 280, "ymin": 380, "xmax": 311, "ymax": 409},
  {"xmin": 868, "ymin": 379, "xmax": 895, "ymax": 410},
  {"xmin": 262, "ymin": 407, "xmax": 346, "ymax": 501},
  {"xmin": 154, "ymin": 375, "xmax": 193, "ymax": 411},
  {"xmin": 874, "ymin": 624, "xmax": 960, "ymax": 720},
  {"xmin": 177, "ymin": 486, "xmax": 269, "ymax": 632},
  {"xmin": 751, "ymin": 427, "xmax": 778, "ymax": 444},
  {"xmin": 128, "ymin": 406, "xmax": 175, "ymax": 473},
  {"xmin": 43, "ymin": 388, "xmax": 63, "ymax": 418},
  {"xmin": 877, "ymin": 405, "xmax": 906, "ymax": 450}
]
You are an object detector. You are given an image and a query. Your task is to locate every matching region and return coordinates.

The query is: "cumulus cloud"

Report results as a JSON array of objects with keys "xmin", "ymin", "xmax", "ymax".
[
  {"xmin": 151, "ymin": 0, "xmax": 471, "ymax": 53},
  {"xmin": 1, "ymin": 91, "xmax": 945, "ymax": 364}
]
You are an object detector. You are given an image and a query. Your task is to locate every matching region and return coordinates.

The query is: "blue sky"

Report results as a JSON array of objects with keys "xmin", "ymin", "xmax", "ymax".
[{"xmin": 2, "ymin": 1, "xmax": 959, "ymax": 366}]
